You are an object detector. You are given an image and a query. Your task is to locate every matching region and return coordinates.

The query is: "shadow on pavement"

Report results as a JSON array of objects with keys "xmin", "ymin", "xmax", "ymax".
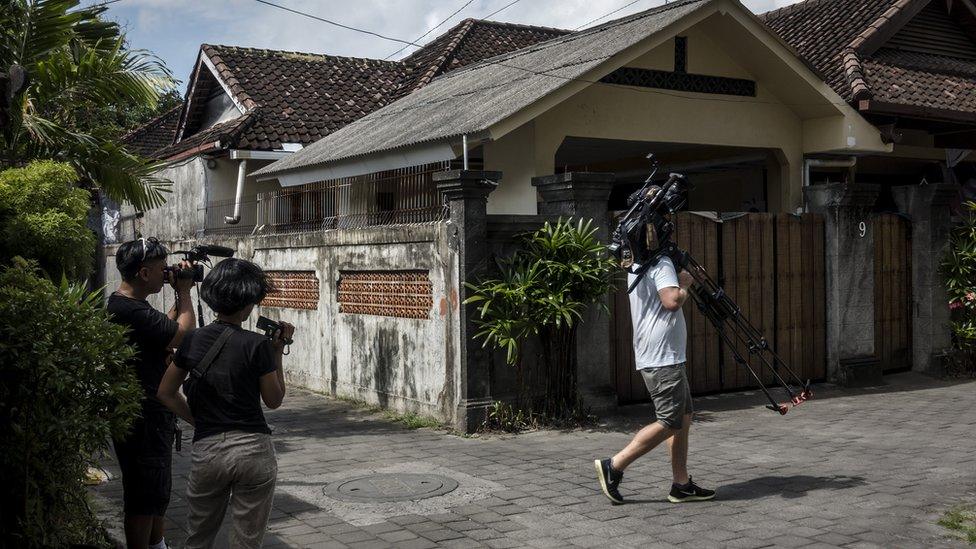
[{"xmin": 716, "ymin": 474, "xmax": 867, "ymax": 501}]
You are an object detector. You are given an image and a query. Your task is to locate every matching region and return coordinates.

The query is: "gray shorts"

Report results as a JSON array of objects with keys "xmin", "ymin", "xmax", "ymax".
[{"xmin": 640, "ymin": 363, "xmax": 694, "ymax": 430}]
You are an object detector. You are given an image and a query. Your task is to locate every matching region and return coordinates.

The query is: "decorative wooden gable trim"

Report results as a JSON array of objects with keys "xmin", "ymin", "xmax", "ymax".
[{"xmin": 600, "ymin": 36, "xmax": 757, "ymax": 97}]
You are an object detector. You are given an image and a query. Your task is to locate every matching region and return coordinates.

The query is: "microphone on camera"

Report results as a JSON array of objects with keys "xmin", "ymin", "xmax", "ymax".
[{"xmin": 195, "ymin": 245, "xmax": 235, "ymax": 258}]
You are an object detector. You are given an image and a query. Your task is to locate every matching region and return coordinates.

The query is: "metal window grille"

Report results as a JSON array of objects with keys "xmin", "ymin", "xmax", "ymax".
[
  {"xmin": 201, "ymin": 197, "xmax": 258, "ymax": 236},
  {"xmin": 254, "ymin": 161, "xmax": 452, "ymax": 235}
]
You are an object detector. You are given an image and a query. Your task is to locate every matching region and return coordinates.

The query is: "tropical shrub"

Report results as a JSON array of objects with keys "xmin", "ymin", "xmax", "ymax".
[
  {"xmin": 0, "ymin": 161, "xmax": 96, "ymax": 278},
  {"xmin": 0, "ymin": 260, "xmax": 141, "ymax": 548},
  {"xmin": 466, "ymin": 218, "xmax": 616, "ymax": 423},
  {"xmin": 941, "ymin": 200, "xmax": 976, "ymax": 375}
]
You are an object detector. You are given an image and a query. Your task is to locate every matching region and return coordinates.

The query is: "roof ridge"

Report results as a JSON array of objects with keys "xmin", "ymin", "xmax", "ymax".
[
  {"xmin": 406, "ymin": 18, "xmax": 477, "ymax": 93},
  {"xmin": 760, "ymin": 0, "xmax": 837, "ymax": 21},
  {"xmin": 201, "ymin": 43, "xmax": 402, "ymax": 67},
  {"xmin": 847, "ymin": 0, "xmax": 923, "ymax": 53},
  {"xmin": 461, "ymin": 18, "xmax": 570, "ymax": 36}
]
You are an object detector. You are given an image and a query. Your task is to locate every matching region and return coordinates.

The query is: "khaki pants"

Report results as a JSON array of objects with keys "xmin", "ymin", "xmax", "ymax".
[{"xmin": 184, "ymin": 431, "xmax": 277, "ymax": 549}]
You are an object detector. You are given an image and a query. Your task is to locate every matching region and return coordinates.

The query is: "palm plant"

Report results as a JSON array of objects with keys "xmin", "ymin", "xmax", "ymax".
[
  {"xmin": 466, "ymin": 218, "xmax": 617, "ymax": 421},
  {"xmin": 1, "ymin": 0, "xmax": 175, "ymax": 210}
]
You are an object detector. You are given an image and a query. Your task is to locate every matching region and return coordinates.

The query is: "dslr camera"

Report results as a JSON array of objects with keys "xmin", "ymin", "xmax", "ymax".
[
  {"xmin": 257, "ymin": 316, "xmax": 294, "ymax": 345},
  {"xmin": 163, "ymin": 244, "xmax": 235, "ymax": 284}
]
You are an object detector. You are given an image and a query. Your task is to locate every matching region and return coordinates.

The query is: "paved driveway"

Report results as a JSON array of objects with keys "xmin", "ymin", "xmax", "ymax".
[{"xmin": 93, "ymin": 372, "xmax": 976, "ymax": 548}]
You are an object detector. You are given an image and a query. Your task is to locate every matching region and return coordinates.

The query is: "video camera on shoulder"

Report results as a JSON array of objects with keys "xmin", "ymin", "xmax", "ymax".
[
  {"xmin": 608, "ymin": 154, "xmax": 689, "ymax": 270},
  {"xmin": 163, "ymin": 244, "xmax": 235, "ymax": 283},
  {"xmin": 257, "ymin": 315, "xmax": 294, "ymax": 345}
]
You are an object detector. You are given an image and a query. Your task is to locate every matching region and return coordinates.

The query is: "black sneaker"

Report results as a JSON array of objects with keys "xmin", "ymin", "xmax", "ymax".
[
  {"xmin": 668, "ymin": 476, "xmax": 715, "ymax": 503},
  {"xmin": 593, "ymin": 458, "xmax": 624, "ymax": 504}
]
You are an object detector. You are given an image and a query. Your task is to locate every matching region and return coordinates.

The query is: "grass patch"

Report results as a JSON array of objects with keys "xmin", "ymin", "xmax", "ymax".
[
  {"xmin": 329, "ymin": 394, "xmax": 444, "ymax": 430},
  {"xmin": 382, "ymin": 410, "xmax": 443, "ymax": 430},
  {"xmin": 939, "ymin": 504, "xmax": 976, "ymax": 545}
]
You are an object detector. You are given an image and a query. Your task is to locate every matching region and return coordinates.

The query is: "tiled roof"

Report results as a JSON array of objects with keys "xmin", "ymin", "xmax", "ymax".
[
  {"xmin": 399, "ymin": 19, "xmax": 568, "ymax": 94},
  {"xmin": 120, "ymin": 105, "xmax": 182, "ymax": 158},
  {"xmin": 137, "ymin": 19, "xmax": 567, "ymax": 160},
  {"xmin": 863, "ymin": 52, "xmax": 976, "ymax": 114},
  {"xmin": 154, "ymin": 109, "xmax": 260, "ymax": 160},
  {"xmin": 763, "ymin": 0, "xmax": 976, "ymax": 116},
  {"xmin": 254, "ymin": 0, "xmax": 709, "ymax": 178}
]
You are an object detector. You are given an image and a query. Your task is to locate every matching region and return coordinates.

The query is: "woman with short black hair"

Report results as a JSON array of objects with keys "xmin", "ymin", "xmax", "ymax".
[{"xmin": 157, "ymin": 258, "xmax": 294, "ymax": 549}]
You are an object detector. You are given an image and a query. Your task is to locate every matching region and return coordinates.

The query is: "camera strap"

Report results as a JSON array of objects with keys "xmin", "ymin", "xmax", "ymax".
[{"xmin": 190, "ymin": 327, "xmax": 234, "ymax": 381}]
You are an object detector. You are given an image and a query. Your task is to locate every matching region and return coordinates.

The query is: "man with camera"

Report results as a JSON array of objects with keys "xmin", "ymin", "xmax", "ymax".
[
  {"xmin": 594, "ymin": 253, "xmax": 715, "ymax": 505},
  {"xmin": 157, "ymin": 258, "xmax": 293, "ymax": 549},
  {"xmin": 107, "ymin": 237, "xmax": 196, "ymax": 549}
]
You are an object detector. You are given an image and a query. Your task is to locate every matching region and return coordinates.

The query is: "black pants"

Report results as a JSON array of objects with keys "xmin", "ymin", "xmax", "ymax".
[{"xmin": 112, "ymin": 407, "xmax": 176, "ymax": 516}]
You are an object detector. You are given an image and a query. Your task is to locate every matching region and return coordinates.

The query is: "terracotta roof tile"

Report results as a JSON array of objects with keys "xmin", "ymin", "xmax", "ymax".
[
  {"xmin": 121, "ymin": 105, "xmax": 182, "ymax": 158},
  {"xmin": 764, "ymin": 0, "xmax": 976, "ymax": 115},
  {"xmin": 154, "ymin": 19, "xmax": 566, "ymax": 160}
]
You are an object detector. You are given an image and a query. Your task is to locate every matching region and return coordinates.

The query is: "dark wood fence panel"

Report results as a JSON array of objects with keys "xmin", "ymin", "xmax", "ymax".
[
  {"xmin": 612, "ymin": 212, "xmax": 826, "ymax": 403},
  {"xmin": 675, "ymin": 214, "xmax": 721, "ymax": 394},
  {"xmin": 774, "ymin": 214, "xmax": 826, "ymax": 384},
  {"xmin": 873, "ymin": 214, "xmax": 912, "ymax": 373},
  {"xmin": 721, "ymin": 214, "xmax": 776, "ymax": 390}
]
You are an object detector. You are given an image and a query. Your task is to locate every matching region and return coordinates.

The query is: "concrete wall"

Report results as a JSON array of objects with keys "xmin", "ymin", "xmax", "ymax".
[
  {"xmin": 102, "ymin": 223, "xmax": 464, "ymax": 424},
  {"xmin": 116, "ymin": 156, "xmax": 282, "ymax": 240}
]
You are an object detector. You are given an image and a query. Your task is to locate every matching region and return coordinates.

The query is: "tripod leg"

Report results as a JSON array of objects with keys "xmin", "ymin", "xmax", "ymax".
[{"xmin": 691, "ymin": 294, "xmax": 786, "ymax": 413}]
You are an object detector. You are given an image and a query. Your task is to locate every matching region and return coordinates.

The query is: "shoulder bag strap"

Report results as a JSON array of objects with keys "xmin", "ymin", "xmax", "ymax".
[{"xmin": 190, "ymin": 327, "xmax": 234, "ymax": 380}]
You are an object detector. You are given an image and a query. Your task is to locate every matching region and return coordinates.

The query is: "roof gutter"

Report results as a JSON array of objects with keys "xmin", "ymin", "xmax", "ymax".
[{"xmin": 162, "ymin": 140, "xmax": 222, "ymax": 163}]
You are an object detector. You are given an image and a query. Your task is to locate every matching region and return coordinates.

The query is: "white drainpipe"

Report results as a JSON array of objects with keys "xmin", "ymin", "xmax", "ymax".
[
  {"xmin": 803, "ymin": 157, "xmax": 857, "ymax": 212},
  {"xmin": 224, "ymin": 159, "xmax": 247, "ymax": 224}
]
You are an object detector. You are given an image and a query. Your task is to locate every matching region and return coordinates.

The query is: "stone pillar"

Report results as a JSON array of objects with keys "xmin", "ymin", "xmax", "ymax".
[
  {"xmin": 532, "ymin": 172, "xmax": 617, "ymax": 412},
  {"xmin": 803, "ymin": 183, "xmax": 881, "ymax": 385},
  {"xmin": 434, "ymin": 170, "xmax": 501, "ymax": 433},
  {"xmin": 892, "ymin": 183, "xmax": 957, "ymax": 376}
]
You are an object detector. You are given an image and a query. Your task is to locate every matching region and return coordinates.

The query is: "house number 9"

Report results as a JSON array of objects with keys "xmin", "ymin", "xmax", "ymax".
[{"xmin": 858, "ymin": 221, "xmax": 866, "ymax": 238}]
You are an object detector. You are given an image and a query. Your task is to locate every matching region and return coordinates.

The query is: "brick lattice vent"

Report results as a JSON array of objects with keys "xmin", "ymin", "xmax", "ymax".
[
  {"xmin": 337, "ymin": 271, "xmax": 433, "ymax": 319},
  {"xmin": 261, "ymin": 271, "xmax": 320, "ymax": 310}
]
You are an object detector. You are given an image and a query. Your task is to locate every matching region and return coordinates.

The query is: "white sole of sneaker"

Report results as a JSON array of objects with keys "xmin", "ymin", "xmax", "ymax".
[
  {"xmin": 593, "ymin": 459, "xmax": 624, "ymax": 504},
  {"xmin": 667, "ymin": 494, "xmax": 715, "ymax": 503}
]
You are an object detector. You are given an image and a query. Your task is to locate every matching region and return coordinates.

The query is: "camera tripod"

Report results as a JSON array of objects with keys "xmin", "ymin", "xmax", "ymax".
[{"xmin": 632, "ymin": 242, "xmax": 813, "ymax": 415}]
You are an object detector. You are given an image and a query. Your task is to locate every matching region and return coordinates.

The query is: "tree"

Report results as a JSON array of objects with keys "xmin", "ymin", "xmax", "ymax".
[
  {"xmin": 466, "ymin": 219, "xmax": 617, "ymax": 421},
  {"xmin": 0, "ymin": 0, "xmax": 176, "ymax": 210},
  {"xmin": 942, "ymin": 200, "xmax": 976, "ymax": 374}
]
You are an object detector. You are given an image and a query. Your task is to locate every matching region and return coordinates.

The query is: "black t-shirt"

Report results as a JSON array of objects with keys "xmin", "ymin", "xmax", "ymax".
[
  {"xmin": 107, "ymin": 292, "xmax": 179, "ymax": 413},
  {"xmin": 174, "ymin": 321, "xmax": 277, "ymax": 442}
]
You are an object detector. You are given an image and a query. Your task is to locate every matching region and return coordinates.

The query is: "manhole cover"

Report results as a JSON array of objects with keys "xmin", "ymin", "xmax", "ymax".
[{"xmin": 324, "ymin": 473, "xmax": 459, "ymax": 503}]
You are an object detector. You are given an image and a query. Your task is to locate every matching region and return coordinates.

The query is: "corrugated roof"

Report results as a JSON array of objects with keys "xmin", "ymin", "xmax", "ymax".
[{"xmin": 253, "ymin": 0, "xmax": 709, "ymax": 178}]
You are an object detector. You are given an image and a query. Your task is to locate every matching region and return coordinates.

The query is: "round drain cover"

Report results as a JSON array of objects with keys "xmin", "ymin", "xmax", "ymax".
[{"xmin": 324, "ymin": 473, "xmax": 459, "ymax": 503}]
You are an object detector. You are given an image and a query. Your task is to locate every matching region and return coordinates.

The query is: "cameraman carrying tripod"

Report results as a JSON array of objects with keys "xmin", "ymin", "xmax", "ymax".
[
  {"xmin": 108, "ymin": 237, "xmax": 196, "ymax": 549},
  {"xmin": 594, "ymin": 241, "xmax": 715, "ymax": 505}
]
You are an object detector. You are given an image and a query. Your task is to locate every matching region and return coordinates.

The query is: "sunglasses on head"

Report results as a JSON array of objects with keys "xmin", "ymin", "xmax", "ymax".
[{"xmin": 139, "ymin": 237, "xmax": 161, "ymax": 261}]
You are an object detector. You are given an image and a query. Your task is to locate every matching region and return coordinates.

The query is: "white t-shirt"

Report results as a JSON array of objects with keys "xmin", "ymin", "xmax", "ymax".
[{"xmin": 627, "ymin": 256, "xmax": 687, "ymax": 369}]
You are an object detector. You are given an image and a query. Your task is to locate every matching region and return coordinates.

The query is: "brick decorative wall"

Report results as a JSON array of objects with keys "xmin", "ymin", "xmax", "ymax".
[
  {"xmin": 337, "ymin": 271, "xmax": 433, "ymax": 319},
  {"xmin": 262, "ymin": 271, "xmax": 320, "ymax": 310}
]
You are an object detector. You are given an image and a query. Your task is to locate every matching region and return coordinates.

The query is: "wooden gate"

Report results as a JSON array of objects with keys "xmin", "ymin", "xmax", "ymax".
[
  {"xmin": 611, "ymin": 212, "xmax": 826, "ymax": 402},
  {"xmin": 873, "ymin": 213, "xmax": 912, "ymax": 373}
]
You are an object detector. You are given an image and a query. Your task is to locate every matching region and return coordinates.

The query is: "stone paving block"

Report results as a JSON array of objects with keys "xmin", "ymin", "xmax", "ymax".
[
  {"xmin": 89, "ymin": 377, "xmax": 976, "ymax": 549},
  {"xmin": 377, "ymin": 529, "xmax": 418, "ymax": 543}
]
